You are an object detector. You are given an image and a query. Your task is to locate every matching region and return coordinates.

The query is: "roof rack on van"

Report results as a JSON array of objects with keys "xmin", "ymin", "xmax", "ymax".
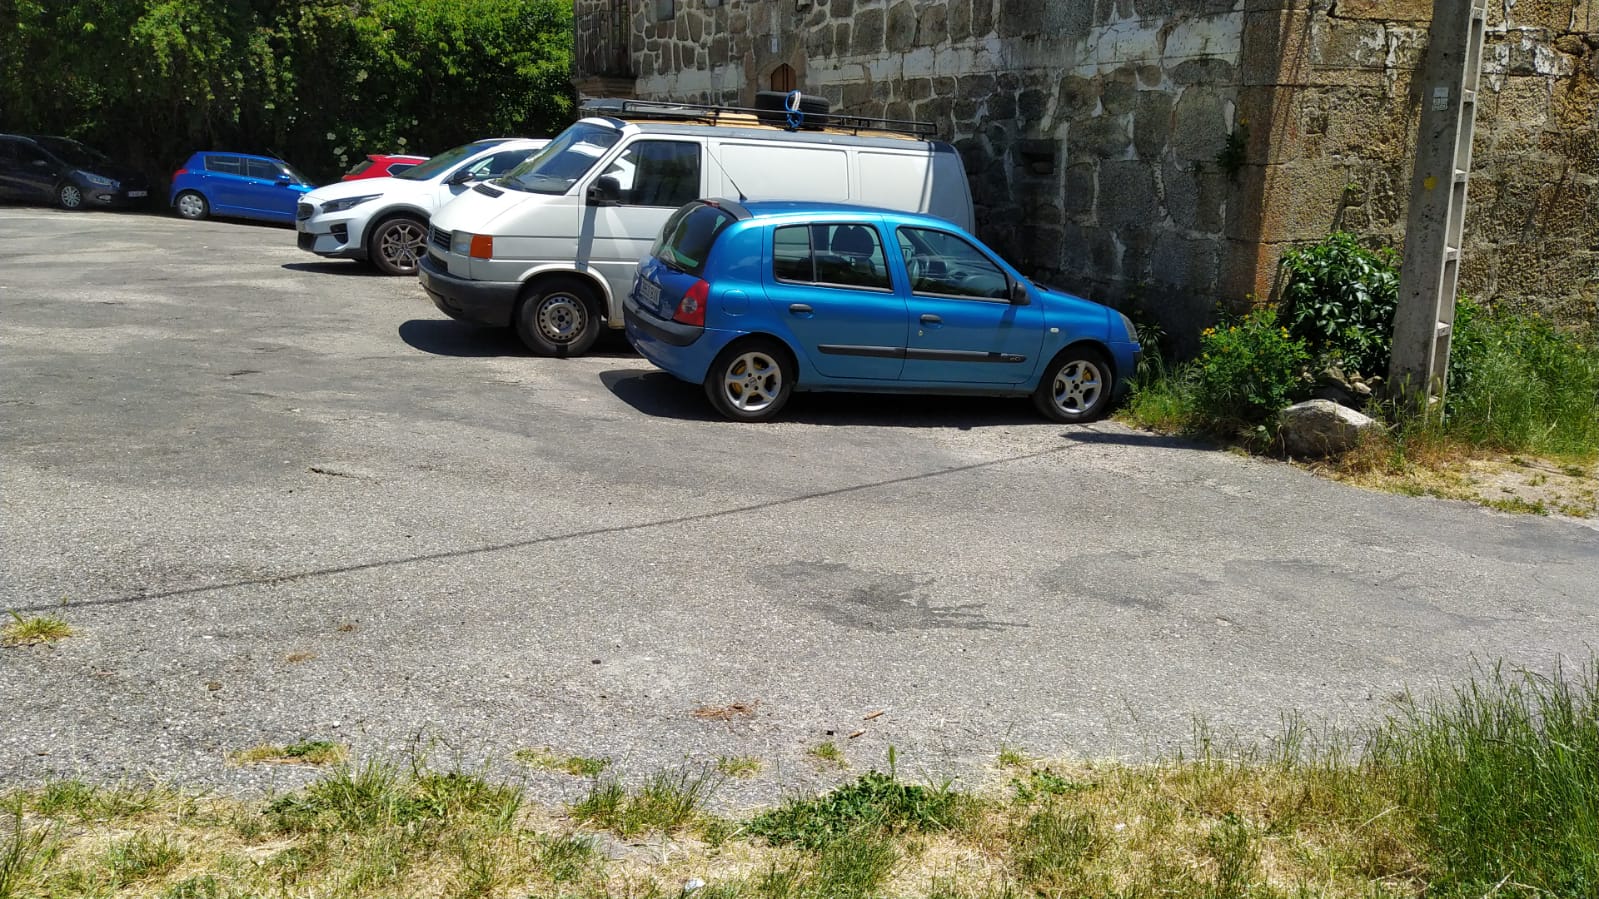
[{"xmin": 579, "ymin": 98, "xmax": 938, "ymax": 141}]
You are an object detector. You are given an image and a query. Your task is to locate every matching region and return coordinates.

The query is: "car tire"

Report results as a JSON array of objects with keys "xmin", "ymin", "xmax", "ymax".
[
  {"xmin": 174, "ymin": 191, "xmax": 208, "ymax": 221},
  {"xmin": 704, "ymin": 338, "xmax": 795, "ymax": 422},
  {"xmin": 514, "ymin": 277, "xmax": 602, "ymax": 357},
  {"xmin": 1033, "ymin": 346, "xmax": 1113, "ymax": 423},
  {"xmin": 366, "ymin": 215, "xmax": 427, "ymax": 276},
  {"xmin": 56, "ymin": 183, "xmax": 84, "ymax": 210}
]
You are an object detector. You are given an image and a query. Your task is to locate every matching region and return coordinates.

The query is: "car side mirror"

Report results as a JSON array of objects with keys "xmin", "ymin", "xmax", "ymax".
[
  {"xmin": 587, "ymin": 175, "xmax": 621, "ymax": 207},
  {"xmin": 1009, "ymin": 279, "xmax": 1031, "ymax": 305},
  {"xmin": 276, "ymin": 173, "xmax": 292, "ymax": 184},
  {"xmin": 446, "ymin": 168, "xmax": 476, "ymax": 186}
]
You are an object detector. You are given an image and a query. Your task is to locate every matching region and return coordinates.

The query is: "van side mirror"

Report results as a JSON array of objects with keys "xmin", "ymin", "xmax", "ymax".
[
  {"xmin": 1009, "ymin": 279, "xmax": 1031, "ymax": 305},
  {"xmin": 446, "ymin": 167, "xmax": 476, "ymax": 186},
  {"xmin": 587, "ymin": 175, "xmax": 621, "ymax": 207}
]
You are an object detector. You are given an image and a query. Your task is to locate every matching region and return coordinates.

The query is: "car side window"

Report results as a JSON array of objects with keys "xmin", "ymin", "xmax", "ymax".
[
  {"xmin": 205, "ymin": 156, "xmax": 243, "ymax": 175},
  {"xmin": 600, "ymin": 141, "xmax": 701, "ymax": 208},
  {"xmin": 245, "ymin": 159, "xmax": 280, "ymax": 180},
  {"xmin": 895, "ymin": 227, "xmax": 1010, "ymax": 300},
  {"xmin": 15, "ymin": 143, "xmax": 50, "ymax": 167},
  {"xmin": 772, "ymin": 223, "xmax": 892, "ymax": 291},
  {"xmin": 0, "ymin": 140, "xmax": 15, "ymax": 163}
]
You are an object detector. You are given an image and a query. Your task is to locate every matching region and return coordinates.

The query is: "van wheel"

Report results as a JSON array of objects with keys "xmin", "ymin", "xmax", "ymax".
[
  {"xmin": 704, "ymin": 338, "xmax": 794, "ymax": 422},
  {"xmin": 515, "ymin": 277, "xmax": 602, "ymax": 357},
  {"xmin": 175, "ymin": 191, "xmax": 209, "ymax": 220},
  {"xmin": 366, "ymin": 215, "xmax": 427, "ymax": 276},
  {"xmin": 1033, "ymin": 347, "xmax": 1112, "ymax": 423}
]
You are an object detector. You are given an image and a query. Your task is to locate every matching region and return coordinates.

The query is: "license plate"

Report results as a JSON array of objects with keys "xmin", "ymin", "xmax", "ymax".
[
  {"xmin": 637, "ymin": 278, "xmax": 660, "ymax": 311},
  {"xmin": 126, "ymin": 190, "xmax": 148, "ymax": 198}
]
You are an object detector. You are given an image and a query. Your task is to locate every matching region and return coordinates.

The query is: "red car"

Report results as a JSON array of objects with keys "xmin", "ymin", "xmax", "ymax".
[{"xmin": 340, "ymin": 154, "xmax": 428, "ymax": 181}]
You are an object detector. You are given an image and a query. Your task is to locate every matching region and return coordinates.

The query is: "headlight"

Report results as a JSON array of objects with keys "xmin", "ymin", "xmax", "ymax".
[
  {"xmin": 450, "ymin": 231, "xmax": 475, "ymax": 256},
  {"xmin": 321, "ymin": 194, "xmax": 380, "ymax": 213},
  {"xmin": 1118, "ymin": 311, "xmax": 1138, "ymax": 343},
  {"xmin": 83, "ymin": 173, "xmax": 116, "ymax": 188}
]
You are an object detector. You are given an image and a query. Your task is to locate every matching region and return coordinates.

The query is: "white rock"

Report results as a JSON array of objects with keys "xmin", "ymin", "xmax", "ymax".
[{"xmin": 1278, "ymin": 399, "xmax": 1381, "ymax": 457}]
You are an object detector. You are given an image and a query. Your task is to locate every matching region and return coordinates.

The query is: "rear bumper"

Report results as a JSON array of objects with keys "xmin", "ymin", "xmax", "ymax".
[
  {"xmin": 624, "ymin": 291, "xmax": 739, "ymax": 384},
  {"xmin": 419, "ymin": 254, "xmax": 520, "ymax": 328}
]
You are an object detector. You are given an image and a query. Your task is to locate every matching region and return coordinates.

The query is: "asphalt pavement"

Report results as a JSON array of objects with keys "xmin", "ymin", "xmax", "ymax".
[{"xmin": 2, "ymin": 207, "xmax": 1595, "ymax": 805}]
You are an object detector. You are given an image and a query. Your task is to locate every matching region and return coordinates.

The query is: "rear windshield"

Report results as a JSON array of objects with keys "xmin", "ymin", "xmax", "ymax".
[
  {"xmin": 395, "ymin": 142, "xmax": 494, "ymax": 181},
  {"xmin": 651, "ymin": 203, "xmax": 734, "ymax": 276},
  {"xmin": 345, "ymin": 158, "xmax": 375, "ymax": 176}
]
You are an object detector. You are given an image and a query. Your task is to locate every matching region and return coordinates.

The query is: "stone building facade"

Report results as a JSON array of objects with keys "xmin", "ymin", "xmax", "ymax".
[{"xmin": 572, "ymin": 0, "xmax": 1599, "ymax": 343}]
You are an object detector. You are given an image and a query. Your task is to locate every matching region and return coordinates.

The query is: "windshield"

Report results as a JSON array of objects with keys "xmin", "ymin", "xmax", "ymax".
[
  {"xmin": 35, "ymin": 138, "xmax": 110, "ymax": 168},
  {"xmin": 282, "ymin": 163, "xmax": 311, "ymax": 185},
  {"xmin": 500, "ymin": 123, "xmax": 620, "ymax": 195},
  {"xmin": 395, "ymin": 142, "xmax": 496, "ymax": 181}
]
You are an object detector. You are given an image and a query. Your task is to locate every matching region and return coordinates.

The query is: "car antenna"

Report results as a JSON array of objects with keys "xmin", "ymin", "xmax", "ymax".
[{"xmin": 704, "ymin": 146, "xmax": 748, "ymax": 202}]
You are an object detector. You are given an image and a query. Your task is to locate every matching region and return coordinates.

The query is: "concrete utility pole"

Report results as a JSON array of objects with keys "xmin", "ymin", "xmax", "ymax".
[{"xmin": 1389, "ymin": 0, "xmax": 1488, "ymax": 405}]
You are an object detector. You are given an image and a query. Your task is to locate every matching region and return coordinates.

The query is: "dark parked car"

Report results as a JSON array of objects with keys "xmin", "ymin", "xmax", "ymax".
[
  {"xmin": 0, "ymin": 134, "xmax": 150, "ymax": 209},
  {"xmin": 169, "ymin": 151, "xmax": 314, "ymax": 224}
]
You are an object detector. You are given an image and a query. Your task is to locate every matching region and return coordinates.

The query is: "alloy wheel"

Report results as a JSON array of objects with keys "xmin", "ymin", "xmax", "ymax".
[
  {"xmin": 721, "ymin": 351, "xmax": 783, "ymax": 413},
  {"xmin": 1050, "ymin": 358, "xmax": 1103, "ymax": 416}
]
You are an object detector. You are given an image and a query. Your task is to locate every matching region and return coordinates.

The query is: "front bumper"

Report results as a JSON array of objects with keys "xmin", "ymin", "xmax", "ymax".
[
  {"xmin": 295, "ymin": 211, "xmax": 362, "ymax": 259},
  {"xmin": 419, "ymin": 254, "xmax": 521, "ymax": 327},
  {"xmin": 84, "ymin": 185, "xmax": 150, "ymax": 207}
]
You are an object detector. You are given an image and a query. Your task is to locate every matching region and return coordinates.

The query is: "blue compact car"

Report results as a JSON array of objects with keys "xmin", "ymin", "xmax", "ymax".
[
  {"xmin": 623, "ymin": 199, "xmax": 1141, "ymax": 422},
  {"xmin": 169, "ymin": 152, "xmax": 314, "ymax": 224}
]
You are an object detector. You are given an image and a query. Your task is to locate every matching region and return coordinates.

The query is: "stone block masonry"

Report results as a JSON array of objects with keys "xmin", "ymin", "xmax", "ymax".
[{"xmin": 574, "ymin": 0, "xmax": 1598, "ymax": 347}]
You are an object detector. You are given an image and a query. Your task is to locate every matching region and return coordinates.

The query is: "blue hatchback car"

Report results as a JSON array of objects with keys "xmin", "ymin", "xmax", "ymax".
[
  {"xmin": 169, "ymin": 152, "xmax": 314, "ymax": 224},
  {"xmin": 623, "ymin": 199, "xmax": 1141, "ymax": 422}
]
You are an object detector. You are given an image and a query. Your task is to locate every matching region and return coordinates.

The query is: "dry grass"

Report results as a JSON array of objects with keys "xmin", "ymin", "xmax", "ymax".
[
  {"xmin": 227, "ymin": 740, "xmax": 349, "ymax": 767},
  {"xmin": 0, "ymin": 753, "xmax": 1429, "ymax": 899},
  {"xmin": 1323, "ymin": 429, "xmax": 1598, "ymax": 518}
]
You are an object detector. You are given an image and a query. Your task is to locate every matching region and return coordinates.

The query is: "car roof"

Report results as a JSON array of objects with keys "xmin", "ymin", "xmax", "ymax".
[
  {"xmin": 721, "ymin": 199, "xmax": 968, "ymax": 232},
  {"xmin": 577, "ymin": 117, "xmax": 953, "ymax": 152},
  {"xmin": 194, "ymin": 151, "xmax": 286, "ymax": 163}
]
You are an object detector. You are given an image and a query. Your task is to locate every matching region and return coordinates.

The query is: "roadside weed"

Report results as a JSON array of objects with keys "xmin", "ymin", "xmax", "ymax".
[
  {"xmin": 2, "ymin": 612, "xmax": 73, "ymax": 647},
  {"xmin": 716, "ymin": 755, "xmax": 763, "ymax": 779},
  {"xmin": 512, "ymin": 747, "xmax": 611, "ymax": 777},
  {"xmin": 805, "ymin": 741, "xmax": 846, "ymax": 768},
  {"xmin": 0, "ymin": 658, "xmax": 1591, "ymax": 897},
  {"xmin": 569, "ymin": 766, "xmax": 719, "ymax": 837},
  {"xmin": 229, "ymin": 740, "xmax": 348, "ymax": 766}
]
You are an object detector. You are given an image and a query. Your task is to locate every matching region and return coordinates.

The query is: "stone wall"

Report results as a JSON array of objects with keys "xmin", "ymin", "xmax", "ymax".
[
  {"xmin": 1239, "ymin": 0, "xmax": 1598, "ymax": 324},
  {"xmin": 572, "ymin": 0, "xmax": 1599, "ymax": 341}
]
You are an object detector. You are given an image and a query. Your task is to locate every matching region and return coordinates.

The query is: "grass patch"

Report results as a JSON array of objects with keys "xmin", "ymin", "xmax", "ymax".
[
  {"xmin": 2, "ymin": 612, "xmax": 73, "ymax": 647},
  {"xmin": 805, "ymin": 741, "xmax": 846, "ymax": 768},
  {"xmin": 229, "ymin": 740, "xmax": 348, "ymax": 766},
  {"xmin": 0, "ymin": 658, "xmax": 1593, "ymax": 897},
  {"xmin": 716, "ymin": 755, "xmax": 763, "ymax": 779},
  {"xmin": 568, "ymin": 766, "xmax": 719, "ymax": 837},
  {"xmin": 748, "ymin": 771, "xmax": 970, "ymax": 850},
  {"xmin": 1122, "ymin": 300, "xmax": 1598, "ymax": 514},
  {"xmin": 511, "ymin": 747, "xmax": 610, "ymax": 777}
]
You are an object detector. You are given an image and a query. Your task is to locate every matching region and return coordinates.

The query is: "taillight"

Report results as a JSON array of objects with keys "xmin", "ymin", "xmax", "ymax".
[
  {"xmin": 173, "ymin": 168, "xmax": 188, "ymax": 177},
  {"xmin": 673, "ymin": 279, "xmax": 709, "ymax": 327}
]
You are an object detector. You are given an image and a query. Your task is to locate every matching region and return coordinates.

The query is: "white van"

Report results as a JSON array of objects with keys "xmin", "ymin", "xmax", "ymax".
[{"xmin": 419, "ymin": 100, "xmax": 974, "ymax": 356}]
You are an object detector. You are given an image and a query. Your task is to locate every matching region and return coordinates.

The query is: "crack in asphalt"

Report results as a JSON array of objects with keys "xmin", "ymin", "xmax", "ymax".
[{"xmin": 12, "ymin": 440, "xmax": 1089, "ymax": 614}]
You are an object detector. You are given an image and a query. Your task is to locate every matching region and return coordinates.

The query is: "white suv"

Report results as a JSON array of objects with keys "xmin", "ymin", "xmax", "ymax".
[{"xmin": 295, "ymin": 138, "xmax": 548, "ymax": 275}]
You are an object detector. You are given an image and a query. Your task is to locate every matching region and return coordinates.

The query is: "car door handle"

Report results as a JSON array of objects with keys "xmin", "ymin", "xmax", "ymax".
[
  {"xmin": 920, "ymin": 314, "xmax": 942, "ymax": 325},
  {"xmin": 789, "ymin": 304, "xmax": 813, "ymax": 315}
]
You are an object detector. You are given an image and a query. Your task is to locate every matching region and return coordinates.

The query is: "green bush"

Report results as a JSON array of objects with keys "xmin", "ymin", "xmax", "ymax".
[
  {"xmin": 0, "ymin": 0, "xmax": 575, "ymax": 184},
  {"xmin": 1443, "ymin": 300, "xmax": 1599, "ymax": 458},
  {"xmin": 1280, "ymin": 232, "xmax": 1400, "ymax": 377},
  {"xmin": 1192, "ymin": 307, "xmax": 1311, "ymax": 428}
]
